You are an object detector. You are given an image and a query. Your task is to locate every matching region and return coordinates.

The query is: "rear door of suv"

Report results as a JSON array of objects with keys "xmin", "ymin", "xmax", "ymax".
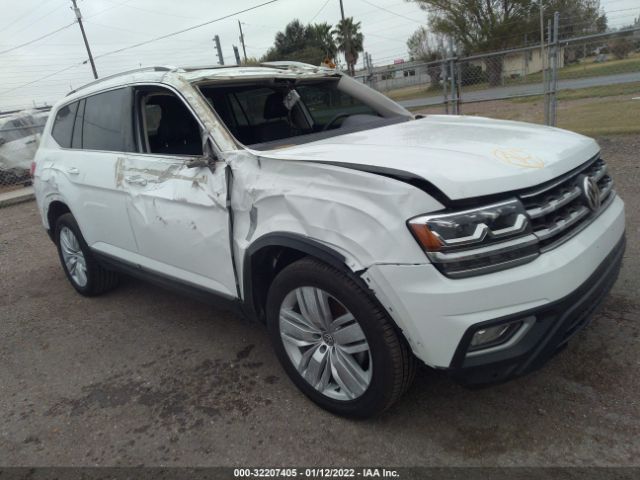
[{"xmin": 46, "ymin": 87, "xmax": 139, "ymax": 257}]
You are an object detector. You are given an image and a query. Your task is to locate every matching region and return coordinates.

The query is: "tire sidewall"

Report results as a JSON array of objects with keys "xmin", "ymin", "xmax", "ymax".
[
  {"xmin": 266, "ymin": 261, "xmax": 400, "ymax": 418},
  {"xmin": 54, "ymin": 213, "xmax": 98, "ymax": 295}
]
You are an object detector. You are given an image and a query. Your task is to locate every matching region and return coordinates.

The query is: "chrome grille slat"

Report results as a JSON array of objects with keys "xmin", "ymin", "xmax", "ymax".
[
  {"xmin": 525, "ymin": 186, "xmax": 581, "ymax": 219},
  {"xmin": 590, "ymin": 163, "xmax": 607, "ymax": 182},
  {"xmin": 599, "ymin": 176, "xmax": 613, "ymax": 201},
  {"xmin": 519, "ymin": 154, "xmax": 600, "ymax": 199},
  {"xmin": 520, "ymin": 156, "xmax": 614, "ymax": 248},
  {"xmin": 539, "ymin": 191, "xmax": 616, "ymax": 253},
  {"xmin": 424, "ymin": 156, "xmax": 614, "ymax": 279},
  {"xmin": 533, "ymin": 206, "xmax": 590, "ymax": 242}
]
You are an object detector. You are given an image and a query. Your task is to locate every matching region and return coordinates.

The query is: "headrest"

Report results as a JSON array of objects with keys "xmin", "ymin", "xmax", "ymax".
[
  {"xmin": 263, "ymin": 92, "xmax": 289, "ymax": 120},
  {"xmin": 153, "ymin": 97, "xmax": 198, "ymax": 142}
]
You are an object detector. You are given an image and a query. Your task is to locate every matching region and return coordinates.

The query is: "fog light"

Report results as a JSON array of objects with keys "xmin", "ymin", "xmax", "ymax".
[{"xmin": 469, "ymin": 321, "xmax": 523, "ymax": 352}]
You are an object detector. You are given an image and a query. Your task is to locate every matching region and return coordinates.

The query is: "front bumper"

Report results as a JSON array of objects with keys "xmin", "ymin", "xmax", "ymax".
[
  {"xmin": 448, "ymin": 233, "xmax": 625, "ymax": 385},
  {"xmin": 363, "ymin": 195, "xmax": 625, "ymax": 369}
]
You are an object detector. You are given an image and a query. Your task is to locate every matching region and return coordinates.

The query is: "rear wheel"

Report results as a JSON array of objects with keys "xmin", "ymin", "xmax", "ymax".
[
  {"xmin": 55, "ymin": 213, "xmax": 119, "ymax": 296},
  {"xmin": 266, "ymin": 257, "xmax": 416, "ymax": 418}
]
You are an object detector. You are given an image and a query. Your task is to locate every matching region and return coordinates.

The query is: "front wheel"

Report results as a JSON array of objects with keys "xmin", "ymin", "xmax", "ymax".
[{"xmin": 266, "ymin": 258, "xmax": 416, "ymax": 418}]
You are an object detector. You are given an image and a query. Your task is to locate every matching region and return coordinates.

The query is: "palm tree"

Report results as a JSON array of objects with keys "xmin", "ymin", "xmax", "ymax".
[
  {"xmin": 332, "ymin": 17, "xmax": 364, "ymax": 76},
  {"xmin": 307, "ymin": 22, "xmax": 337, "ymax": 60}
]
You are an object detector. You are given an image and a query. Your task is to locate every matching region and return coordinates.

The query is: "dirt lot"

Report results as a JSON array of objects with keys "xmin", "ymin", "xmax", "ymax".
[{"xmin": 1, "ymin": 135, "xmax": 639, "ymax": 467}]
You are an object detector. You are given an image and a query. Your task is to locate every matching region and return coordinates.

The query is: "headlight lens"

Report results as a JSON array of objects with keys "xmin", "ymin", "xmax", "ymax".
[
  {"xmin": 409, "ymin": 199, "xmax": 529, "ymax": 251},
  {"xmin": 408, "ymin": 199, "xmax": 539, "ymax": 278}
]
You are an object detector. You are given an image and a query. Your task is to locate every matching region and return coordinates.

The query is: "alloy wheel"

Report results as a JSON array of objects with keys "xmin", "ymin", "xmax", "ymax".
[
  {"xmin": 279, "ymin": 287, "xmax": 372, "ymax": 401},
  {"xmin": 59, "ymin": 226, "xmax": 88, "ymax": 287}
]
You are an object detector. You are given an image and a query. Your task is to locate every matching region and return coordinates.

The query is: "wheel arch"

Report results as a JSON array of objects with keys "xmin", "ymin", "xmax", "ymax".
[
  {"xmin": 241, "ymin": 232, "xmax": 364, "ymax": 323},
  {"xmin": 45, "ymin": 199, "xmax": 72, "ymax": 241}
]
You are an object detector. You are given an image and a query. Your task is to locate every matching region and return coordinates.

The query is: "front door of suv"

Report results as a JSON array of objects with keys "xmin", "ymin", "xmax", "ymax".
[{"xmin": 119, "ymin": 86, "xmax": 237, "ymax": 298}]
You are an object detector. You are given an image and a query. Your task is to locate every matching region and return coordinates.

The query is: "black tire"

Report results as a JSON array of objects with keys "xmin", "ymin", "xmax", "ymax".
[
  {"xmin": 54, "ymin": 213, "xmax": 119, "ymax": 296},
  {"xmin": 266, "ymin": 257, "xmax": 416, "ymax": 418}
]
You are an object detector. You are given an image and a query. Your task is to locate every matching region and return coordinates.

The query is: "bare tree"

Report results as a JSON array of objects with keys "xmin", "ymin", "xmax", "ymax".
[{"xmin": 406, "ymin": 27, "xmax": 444, "ymax": 87}]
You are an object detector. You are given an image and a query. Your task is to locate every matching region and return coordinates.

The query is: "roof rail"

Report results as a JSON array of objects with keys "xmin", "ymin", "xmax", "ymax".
[
  {"xmin": 67, "ymin": 66, "xmax": 175, "ymax": 96},
  {"xmin": 260, "ymin": 61, "xmax": 323, "ymax": 71},
  {"xmin": 180, "ymin": 64, "xmax": 248, "ymax": 72}
]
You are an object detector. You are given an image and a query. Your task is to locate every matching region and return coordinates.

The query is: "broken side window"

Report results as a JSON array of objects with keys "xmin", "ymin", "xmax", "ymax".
[{"xmin": 140, "ymin": 91, "xmax": 203, "ymax": 157}]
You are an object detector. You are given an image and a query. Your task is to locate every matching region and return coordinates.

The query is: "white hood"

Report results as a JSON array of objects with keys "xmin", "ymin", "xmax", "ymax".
[{"xmin": 256, "ymin": 115, "xmax": 600, "ymax": 201}]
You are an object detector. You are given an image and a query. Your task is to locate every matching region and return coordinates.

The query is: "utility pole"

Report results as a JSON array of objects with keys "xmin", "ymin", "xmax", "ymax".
[
  {"xmin": 238, "ymin": 20, "xmax": 248, "ymax": 64},
  {"xmin": 213, "ymin": 35, "xmax": 224, "ymax": 65},
  {"xmin": 539, "ymin": 0, "xmax": 545, "ymax": 73},
  {"xmin": 524, "ymin": 33, "xmax": 529, "ymax": 77},
  {"xmin": 550, "ymin": 11, "xmax": 560, "ymax": 127},
  {"xmin": 233, "ymin": 45, "xmax": 241, "ymax": 66},
  {"xmin": 448, "ymin": 37, "xmax": 458, "ymax": 115},
  {"xmin": 70, "ymin": 0, "xmax": 98, "ymax": 79},
  {"xmin": 544, "ymin": 18, "xmax": 551, "ymax": 125},
  {"xmin": 339, "ymin": 0, "xmax": 354, "ymax": 76}
]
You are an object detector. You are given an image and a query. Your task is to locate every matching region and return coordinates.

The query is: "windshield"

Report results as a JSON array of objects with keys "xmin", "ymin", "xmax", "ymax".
[{"xmin": 199, "ymin": 79, "xmax": 407, "ymax": 149}]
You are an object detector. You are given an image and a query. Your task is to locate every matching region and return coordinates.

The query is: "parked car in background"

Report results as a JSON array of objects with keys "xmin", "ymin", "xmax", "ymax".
[
  {"xmin": 0, "ymin": 110, "xmax": 48, "ymax": 186},
  {"xmin": 33, "ymin": 63, "xmax": 625, "ymax": 417}
]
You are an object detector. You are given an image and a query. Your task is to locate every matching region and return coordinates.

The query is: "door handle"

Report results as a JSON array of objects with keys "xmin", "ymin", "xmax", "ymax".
[
  {"xmin": 67, "ymin": 167, "xmax": 80, "ymax": 175},
  {"xmin": 125, "ymin": 175, "xmax": 148, "ymax": 186}
]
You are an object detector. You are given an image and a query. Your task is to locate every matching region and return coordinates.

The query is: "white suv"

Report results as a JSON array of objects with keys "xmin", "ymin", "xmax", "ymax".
[{"xmin": 33, "ymin": 63, "xmax": 626, "ymax": 417}]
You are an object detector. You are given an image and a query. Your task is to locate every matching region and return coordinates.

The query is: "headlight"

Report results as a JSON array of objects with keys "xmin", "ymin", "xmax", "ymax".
[{"xmin": 408, "ymin": 199, "xmax": 540, "ymax": 278}]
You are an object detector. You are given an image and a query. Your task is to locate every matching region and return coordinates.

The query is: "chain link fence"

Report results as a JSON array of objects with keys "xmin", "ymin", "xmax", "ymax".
[
  {"xmin": 358, "ymin": 24, "xmax": 640, "ymax": 133},
  {"xmin": 0, "ymin": 109, "xmax": 48, "ymax": 201}
]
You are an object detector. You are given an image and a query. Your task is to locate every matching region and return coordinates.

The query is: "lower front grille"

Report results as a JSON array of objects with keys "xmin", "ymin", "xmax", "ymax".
[{"xmin": 520, "ymin": 156, "xmax": 615, "ymax": 251}]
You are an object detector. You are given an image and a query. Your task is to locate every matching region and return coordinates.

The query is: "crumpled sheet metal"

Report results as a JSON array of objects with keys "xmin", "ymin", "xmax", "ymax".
[
  {"xmin": 34, "ymin": 164, "xmax": 63, "ymax": 229},
  {"xmin": 116, "ymin": 154, "xmax": 237, "ymax": 296},
  {"xmin": 226, "ymin": 150, "xmax": 443, "ymax": 281},
  {"xmin": 116, "ymin": 154, "xmax": 225, "ymax": 219},
  {"xmin": 162, "ymin": 72, "xmax": 238, "ymax": 153},
  {"xmin": 181, "ymin": 69, "xmax": 335, "ymax": 84}
]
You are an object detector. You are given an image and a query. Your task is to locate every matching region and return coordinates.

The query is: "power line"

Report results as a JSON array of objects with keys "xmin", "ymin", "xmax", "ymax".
[
  {"xmin": 365, "ymin": 32, "xmax": 408, "ymax": 43},
  {"xmin": 82, "ymin": 0, "xmax": 137, "ymax": 20},
  {"xmin": 310, "ymin": 0, "xmax": 332, "ymax": 23},
  {"xmin": 0, "ymin": 21, "xmax": 76, "ymax": 56},
  {"xmin": 0, "ymin": 0, "xmax": 60, "ymax": 32},
  {"xmin": 92, "ymin": 0, "xmax": 282, "ymax": 61},
  {"xmin": 358, "ymin": 0, "xmax": 428, "ymax": 24},
  {"xmin": 2, "ymin": 0, "xmax": 70, "ymax": 37},
  {"xmin": 0, "ymin": 62, "xmax": 83, "ymax": 97},
  {"xmin": 82, "ymin": 20, "xmax": 213, "ymax": 44},
  {"xmin": 99, "ymin": 0, "xmax": 200, "ymax": 20}
]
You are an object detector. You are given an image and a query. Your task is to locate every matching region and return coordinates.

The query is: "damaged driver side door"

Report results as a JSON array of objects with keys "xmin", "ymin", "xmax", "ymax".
[{"xmin": 119, "ymin": 85, "xmax": 237, "ymax": 298}]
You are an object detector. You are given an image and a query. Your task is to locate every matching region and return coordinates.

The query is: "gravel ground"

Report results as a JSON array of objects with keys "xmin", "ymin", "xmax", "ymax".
[{"xmin": 0, "ymin": 135, "xmax": 639, "ymax": 467}]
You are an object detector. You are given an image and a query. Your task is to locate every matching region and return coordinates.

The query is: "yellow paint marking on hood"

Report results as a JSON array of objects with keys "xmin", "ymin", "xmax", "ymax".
[{"xmin": 493, "ymin": 148, "xmax": 545, "ymax": 169}]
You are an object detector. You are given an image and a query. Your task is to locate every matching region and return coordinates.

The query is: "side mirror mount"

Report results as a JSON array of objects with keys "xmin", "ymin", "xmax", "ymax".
[{"xmin": 186, "ymin": 138, "xmax": 218, "ymax": 169}]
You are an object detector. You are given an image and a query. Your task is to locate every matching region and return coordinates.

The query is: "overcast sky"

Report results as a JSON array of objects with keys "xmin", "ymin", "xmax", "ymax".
[{"xmin": 1, "ymin": 0, "xmax": 638, "ymax": 111}]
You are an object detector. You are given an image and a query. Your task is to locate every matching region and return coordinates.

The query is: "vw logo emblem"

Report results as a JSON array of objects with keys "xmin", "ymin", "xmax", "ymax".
[{"xmin": 582, "ymin": 176, "xmax": 601, "ymax": 212}]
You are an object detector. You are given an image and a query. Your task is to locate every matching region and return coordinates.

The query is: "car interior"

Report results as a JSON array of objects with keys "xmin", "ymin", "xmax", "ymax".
[
  {"xmin": 199, "ymin": 79, "xmax": 405, "ymax": 149},
  {"xmin": 139, "ymin": 92, "xmax": 203, "ymax": 156},
  {"xmin": 135, "ymin": 80, "xmax": 409, "ymax": 155}
]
